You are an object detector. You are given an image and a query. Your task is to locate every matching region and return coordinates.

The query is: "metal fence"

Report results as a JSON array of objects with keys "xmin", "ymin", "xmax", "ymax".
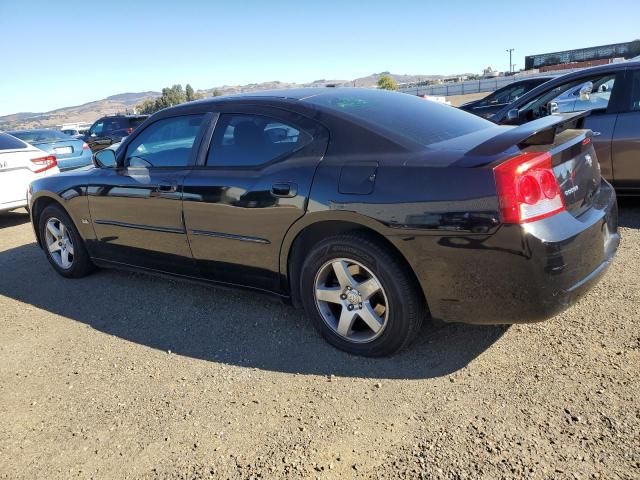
[
  {"xmin": 399, "ymin": 76, "xmax": 533, "ymax": 97},
  {"xmin": 398, "ymin": 70, "xmax": 579, "ymax": 97}
]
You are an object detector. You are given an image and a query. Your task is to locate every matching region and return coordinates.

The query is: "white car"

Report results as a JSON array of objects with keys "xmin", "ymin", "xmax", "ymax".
[{"xmin": 0, "ymin": 132, "xmax": 60, "ymax": 213}]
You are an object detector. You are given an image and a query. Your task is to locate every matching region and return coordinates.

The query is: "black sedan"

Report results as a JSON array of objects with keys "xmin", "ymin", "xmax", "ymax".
[{"xmin": 28, "ymin": 88, "xmax": 619, "ymax": 356}]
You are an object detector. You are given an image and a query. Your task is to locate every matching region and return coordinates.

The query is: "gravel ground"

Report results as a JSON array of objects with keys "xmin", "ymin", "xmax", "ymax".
[{"xmin": 0, "ymin": 200, "xmax": 638, "ymax": 480}]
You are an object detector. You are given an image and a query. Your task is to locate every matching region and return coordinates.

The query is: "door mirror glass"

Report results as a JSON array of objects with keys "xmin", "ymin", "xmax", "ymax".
[
  {"xmin": 579, "ymin": 82, "xmax": 593, "ymax": 101},
  {"xmin": 506, "ymin": 108, "xmax": 519, "ymax": 121},
  {"xmin": 93, "ymin": 148, "xmax": 116, "ymax": 168}
]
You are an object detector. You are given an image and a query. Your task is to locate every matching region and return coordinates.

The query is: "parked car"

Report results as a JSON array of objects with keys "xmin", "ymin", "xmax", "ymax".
[
  {"xmin": 491, "ymin": 60, "xmax": 640, "ymax": 193},
  {"xmin": 8, "ymin": 129, "xmax": 92, "ymax": 172},
  {"xmin": 29, "ymin": 88, "xmax": 619, "ymax": 356},
  {"xmin": 82, "ymin": 115, "xmax": 148, "ymax": 152},
  {"xmin": 60, "ymin": 128, "xmax": 83, "ymax": 137},
  {"xmin": 0, "ymin": 132, "xmax": 59, "ymax": 213},
  {"xmin": 459, "ymin": 76, "xmax": 556, "ymax": 118}
]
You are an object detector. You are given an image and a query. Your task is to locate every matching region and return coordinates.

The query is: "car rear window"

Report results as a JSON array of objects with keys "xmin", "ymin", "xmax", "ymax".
[
  {"xmin": 305, "ymin": 89, "xmax": 492, "ymax": 148},
  {"xmin": 128, "ymin": 117, "xmax": 147, "ymax": 128},
  {"xmin": 9, "ymin": 129, "xmax": 69, "ymax": 143},
  {"xmin": 0, "ymin": 132, "xmax": 27, "ymax": 150}
]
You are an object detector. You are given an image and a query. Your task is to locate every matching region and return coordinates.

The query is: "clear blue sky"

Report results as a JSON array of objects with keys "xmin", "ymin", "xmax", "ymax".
[{"xmin": 0, "ymin": 0, "xmax": 638, "ymax": 116}]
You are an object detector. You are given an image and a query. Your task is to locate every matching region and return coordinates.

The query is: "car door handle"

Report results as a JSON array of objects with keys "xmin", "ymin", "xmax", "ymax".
[
  {"xmin": 151, "ymin": 182, "xmax": 178, "ymax": 196},
  {"xmin": 592, "ymin": 131, "xmax": 601, "ymax": 136},
  {"xmin": 271, "ymin": 182, "xmax": 297, "ymax": 198}
]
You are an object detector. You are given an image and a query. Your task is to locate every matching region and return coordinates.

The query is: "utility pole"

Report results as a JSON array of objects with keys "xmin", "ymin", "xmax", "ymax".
[{"xmin": 506, "ymin": 48, "xmax": 515, "ymax": 73}]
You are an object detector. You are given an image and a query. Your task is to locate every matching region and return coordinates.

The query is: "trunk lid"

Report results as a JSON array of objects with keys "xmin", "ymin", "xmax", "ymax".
[
  {"xmin": 454, "ymin": 111, "xmax": 601, "ymax": 218},
  {"xmin": 31, "ymin": 139, "xmax": 86, "ymax": 159},
  {"xmin": 528, "ymin": 130, "xmax": 601, "ymax": 217}
]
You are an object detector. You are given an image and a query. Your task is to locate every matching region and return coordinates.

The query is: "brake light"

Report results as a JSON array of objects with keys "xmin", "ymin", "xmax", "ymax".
[
  {"xmin": 31, "ymin": 155, "xmax": 58, "ymax": 173},
  {"xmin": 127, "ymin": 127, "xmax": 133, "ymax": 134},
  {"xmin": 493, "ymin": 151, "xmax": 564, "ymax": 224},
  {"xmin": 82, "ymin": 142, "xmax": 90, "ymax": 150}
]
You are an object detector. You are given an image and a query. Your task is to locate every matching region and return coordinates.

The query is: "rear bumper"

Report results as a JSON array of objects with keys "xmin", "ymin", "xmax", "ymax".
[
  {"xmin": 410, "ymin": 180, "xmax": 620, "ymax": 325},
  {"xmin": 0, "ymin": 198, "xmax": 28, "ymax": 213}
]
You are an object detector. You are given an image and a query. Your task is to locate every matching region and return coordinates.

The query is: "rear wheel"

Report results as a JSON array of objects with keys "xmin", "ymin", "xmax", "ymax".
[
  {"xmin": 39, "ymin": 204, "xmax": 94, "ymax": 278},
  {"xmin": 300, "ymin": 234, "xmax": 425, "ymax": 356}
]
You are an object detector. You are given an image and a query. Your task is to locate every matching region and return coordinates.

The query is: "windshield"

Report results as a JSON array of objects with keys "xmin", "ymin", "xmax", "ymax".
[{"xmin": 8, "ymin": 129, "xmax": 69, "ymax": 143}]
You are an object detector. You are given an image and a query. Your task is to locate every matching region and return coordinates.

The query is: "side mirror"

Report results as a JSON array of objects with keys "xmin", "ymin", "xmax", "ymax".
[
  {"xmin": 579, "ymin": 82, "xmax": 593, "ymax": 101},
  {"xmin": 93, "ymin": 148, "xmax": 116, "ymax": 168},
  {"xmin": 506, "ymin": 108, "xmax": 519, "ymax": 122},
  {"xmin": 548, "ymin": 102, "xmax": 559, "ymax": 114}
]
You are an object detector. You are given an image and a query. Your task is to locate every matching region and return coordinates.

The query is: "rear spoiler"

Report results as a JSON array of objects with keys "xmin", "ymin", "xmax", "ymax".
[{"xmin": 467, "ymin": 111, "xmax": 591, "ymax": 157}]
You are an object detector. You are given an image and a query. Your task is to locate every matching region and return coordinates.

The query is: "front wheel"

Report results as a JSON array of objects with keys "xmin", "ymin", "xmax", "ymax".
[
  {"xmin": 300, "ymin": 234, "xmax": 426, "ymax": 357},
  {"xmin": 39, "ymin": 204, "xmax": 94, "ymax": 278}
]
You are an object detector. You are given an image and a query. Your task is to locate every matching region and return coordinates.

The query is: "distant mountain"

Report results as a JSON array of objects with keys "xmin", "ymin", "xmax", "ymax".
[
  {"xmin": 0, "ymin": 91, "xmax": 161, "ymax": 130},
  {"xmin": 0, "ymin": 73, "xmax": 445, "ymax": 130}
]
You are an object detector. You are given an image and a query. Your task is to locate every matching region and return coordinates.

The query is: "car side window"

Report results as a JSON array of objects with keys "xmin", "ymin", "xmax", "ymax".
[
  {"xmin": 206, "ymin": 114, "xmax": 313, "ymax": 167},
  {"xmin": 90, "ymin": 121, "xmax": 104, "ymax": 136},
  {"xmin": 519, "ymin": 74, "xmax": 616, "ymax": 119},
  {"xmin": 125, "ymin": 114, "xmax": 205, "ymax": 168},
  {"xmin": 630, "ymin": 70, "xmax": 640, "ymax": 112}
]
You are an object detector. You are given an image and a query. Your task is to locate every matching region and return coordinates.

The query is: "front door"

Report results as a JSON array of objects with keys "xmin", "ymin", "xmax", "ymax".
[
  {"xmin": 87, "ymin": 113, "xmax": 208, "ymax": 274},
  {"xmin": 182, "ymin": 106, "xmax": 329, "ymax": 292}
]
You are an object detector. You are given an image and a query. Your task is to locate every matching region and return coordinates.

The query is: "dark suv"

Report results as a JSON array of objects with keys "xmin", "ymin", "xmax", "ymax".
[{"xmin": 83, "ymin": 115, "xmax": 148, "ymax": 152}]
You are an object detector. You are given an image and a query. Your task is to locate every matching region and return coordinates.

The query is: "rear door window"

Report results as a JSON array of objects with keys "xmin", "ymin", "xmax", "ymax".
[{"xmin": 207, "ymin": 114, "xmax": 312, "ymax": 167}]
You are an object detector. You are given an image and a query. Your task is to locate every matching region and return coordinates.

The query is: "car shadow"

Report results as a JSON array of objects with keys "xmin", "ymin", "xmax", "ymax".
[
  {"xmin": 618, "ymin": 197, "xmax": 640, "ymax": 229},
  {"xmin": 0, "ymin": 241, "xmax": 506, "ymax": 380},
  {"xmin": 0, "ymin": 210, "xmax": 30, "ymax": 229}
]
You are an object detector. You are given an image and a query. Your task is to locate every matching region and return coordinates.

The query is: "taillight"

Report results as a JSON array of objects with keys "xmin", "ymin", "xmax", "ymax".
[
  {"xmin": 493, "ymin": 151, "xmax": 564, "ymax": 224},
  {"xmin": 31, "ymin": 155, "xmax": 58, "ymax": 173},
  {"xmin": 82, "ymin": 142, "xmax": 90, "ymax": 150},
  {"xmin": 127, "ymin": 127, "xmax": 133, "ymax": 134}
]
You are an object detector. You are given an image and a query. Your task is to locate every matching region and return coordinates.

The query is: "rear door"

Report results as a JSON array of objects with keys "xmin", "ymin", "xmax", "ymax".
[
  {"xmin": 87, "ymin": 113, "xmax": 209, "ymax": 274},
  {"xmin": 611, "ymin": 68, "xmax": 640, "ymax": 190},
  {"xmin": 182, "ymin": 105, "xmax": 329, "ymax": 292}
]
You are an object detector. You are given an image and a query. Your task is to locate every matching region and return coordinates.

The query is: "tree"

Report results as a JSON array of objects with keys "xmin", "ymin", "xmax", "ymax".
[
  {"xmin": 136, "ymin": 83, "xmax": 195, "ymax": 114},
  {"xmin": 212, "ymin": 89, "xmax": 223, "ymax": 97},
  {"xmin": 377, "ymin": 75, "xmax": 398, "ymax": 91},
  {"xmin": 186, "ymin": 84, "xmax": 195, "ymax": 101}
]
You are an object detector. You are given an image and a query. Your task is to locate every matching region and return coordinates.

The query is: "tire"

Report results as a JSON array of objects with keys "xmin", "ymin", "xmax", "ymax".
[
  {"xmin": 300, "ymin": 233, "xmax": 426, "ymax": 357},
  {"xmin": 38, "ymin": 204, "xmax": 94, "ymax": 278}
]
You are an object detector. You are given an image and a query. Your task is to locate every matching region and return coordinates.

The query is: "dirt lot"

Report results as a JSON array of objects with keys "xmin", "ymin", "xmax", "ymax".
[{"xmin": 1, "ymin": 201, "xmax": 639, "ymax": 480}]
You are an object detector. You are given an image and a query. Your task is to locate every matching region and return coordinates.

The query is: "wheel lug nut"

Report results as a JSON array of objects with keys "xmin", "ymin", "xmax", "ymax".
[
  {"xmin": 347, "ymin": 305, "xmax": 354, "ymax": 311},
  {"xmin": 340, "ymin": 294, "xmax": 347, "ymax": 300}
]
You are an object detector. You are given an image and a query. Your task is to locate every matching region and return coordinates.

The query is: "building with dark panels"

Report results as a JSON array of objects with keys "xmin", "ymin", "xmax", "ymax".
[{"xmin": 525, "ymin": 40, "xmax": 640, "ymax": 71}]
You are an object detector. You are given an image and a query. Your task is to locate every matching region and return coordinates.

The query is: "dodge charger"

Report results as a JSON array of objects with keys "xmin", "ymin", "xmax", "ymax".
[{"xmin": 28, "ymin": 88, "xmax": 620, "ymax": 356}]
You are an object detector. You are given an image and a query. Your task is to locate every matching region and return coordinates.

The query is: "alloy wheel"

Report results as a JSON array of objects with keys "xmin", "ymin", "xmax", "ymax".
[
  {"xmin": 44, "ymin": 217, "xmax": 75, "ymax": 269},
  {"xmin": 314, "ymin": 258, "xmax": 389, "ymax": 343}
]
